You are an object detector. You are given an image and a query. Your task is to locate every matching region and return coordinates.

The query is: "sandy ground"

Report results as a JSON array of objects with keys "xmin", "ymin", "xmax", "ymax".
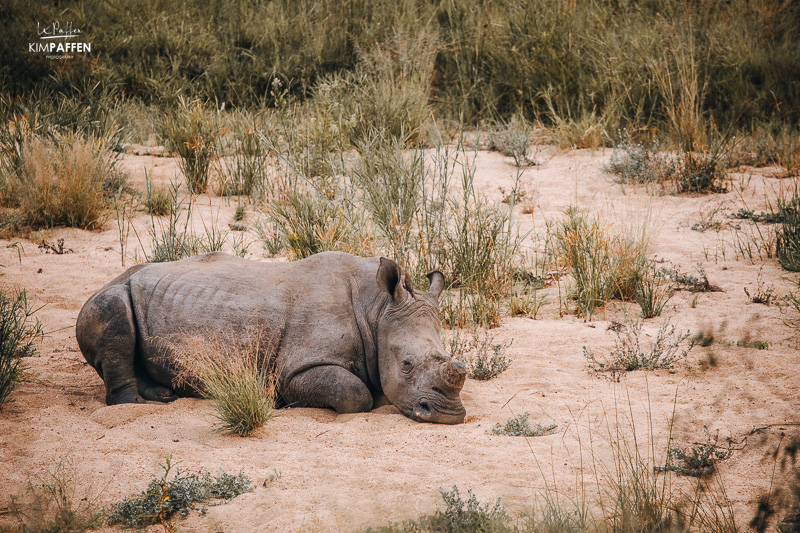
[{"xmin": 0, "ymin": 147, "xmax": 798, "ymax": 532}]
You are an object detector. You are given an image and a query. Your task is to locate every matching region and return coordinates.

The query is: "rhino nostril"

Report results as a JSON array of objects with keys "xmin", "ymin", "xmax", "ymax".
[{"xmin": 419, "ymin": 400, "xmax": 430, "ymax": 412}]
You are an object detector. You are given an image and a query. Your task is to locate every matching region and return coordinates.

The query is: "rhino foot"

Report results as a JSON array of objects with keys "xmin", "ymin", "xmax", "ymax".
[
  {"xmin": 106, "ymin": 387, "xmax": 146, "ymax": 405},
  {"xmin": 141, "ymin": 385, "xmax": 178, "ymax": 403}
]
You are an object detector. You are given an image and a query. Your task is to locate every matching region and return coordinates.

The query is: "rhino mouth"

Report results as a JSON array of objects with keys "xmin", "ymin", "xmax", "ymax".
[{"xmin": 407, "ymin": 396, "xmax": 466, "ymax": 425}]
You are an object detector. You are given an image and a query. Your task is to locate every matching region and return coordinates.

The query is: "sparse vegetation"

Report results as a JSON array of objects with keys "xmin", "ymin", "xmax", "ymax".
[
  {"xmin": 8, "ymin": 458, "xmax": 104, "ymax": 533},
  {"xmin": 160, "ymin": 99, "xmax": 220, "ymax": 194},
  {"xmin": 0, "ymin": 289, "xmax": 43, "ymax": 409},
  {"xmin": 108, "ymin": 456, "xmax": 253, "ymax": 528},
  {"xmin": 554, "ymin": 207, "xmax": 650, "ymax": 319},
  {"xmin": 745, "ymin": 268, "xmax": 776, "ymax": 305},
  {"xmin": 447, "ymin": 329, "xmax": 511, "ymax": 381},
  {"xmin": 172, "ymin": 329, "xmax": 280, "ymax": 436},
  {"xmin": 657, "ymin": 428, "xmax": 733, "ymax": 477},
  {"xmin": 490, "ymin": 412, "xmax": 557, "ymax": 437},
  {"xmin": 635, "ymin": 264, "xmax": 675, "ymax": 319},
  {"xmin": 584, "ymin": 319, "xmax": 694, "ymax": 379},
  {"xmin": 143, "ymin": 173, "xmax": 174, "ymax": 217},
  {"xmin": 606, "ymin": 133, "xmax": 670, "ymax": 187}
]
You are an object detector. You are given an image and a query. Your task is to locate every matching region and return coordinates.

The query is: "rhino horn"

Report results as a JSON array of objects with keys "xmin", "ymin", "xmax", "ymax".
[{"xmin": 443, "ymin": 359, "xmax": 467, "ymax": 390}]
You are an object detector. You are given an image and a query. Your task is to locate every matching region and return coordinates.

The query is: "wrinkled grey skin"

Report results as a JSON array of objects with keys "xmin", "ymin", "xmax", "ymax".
[{"xmin": 76, "ymin": 251, "xmax": 466, "ymax": 424}]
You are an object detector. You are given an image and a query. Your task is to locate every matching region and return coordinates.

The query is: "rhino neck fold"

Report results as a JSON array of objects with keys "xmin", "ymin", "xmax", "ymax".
[{"xmin": 350, "ymin": 278, "xmax": 382, "ymax": 393}]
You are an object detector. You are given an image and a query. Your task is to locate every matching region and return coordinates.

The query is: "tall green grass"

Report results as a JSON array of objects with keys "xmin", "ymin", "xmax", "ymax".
[{"xmin": 3, "ymin": 0, "xmax": 799, "ymax": 142}]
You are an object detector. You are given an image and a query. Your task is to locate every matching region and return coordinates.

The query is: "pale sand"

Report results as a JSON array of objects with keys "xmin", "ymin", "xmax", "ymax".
[{"xmin": 0, "ymin": 148, "xmax": 797, "ymax": 531}]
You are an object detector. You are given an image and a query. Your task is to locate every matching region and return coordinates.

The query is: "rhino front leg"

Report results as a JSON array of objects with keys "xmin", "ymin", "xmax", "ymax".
[{"xmin": 282, "ymin": 365, "xmax": 373, "ymax": 414}]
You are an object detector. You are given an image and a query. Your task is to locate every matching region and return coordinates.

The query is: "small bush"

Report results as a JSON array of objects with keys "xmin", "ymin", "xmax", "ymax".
[
  {"xmin": 160, "ymin": 98, "xmax": 220, "ymax": 194},
  {"xmin": 143, "ymin": 174, "xmax": 174, "ymax": 217},
  {"xmin": 3, "ymin": 133, "xmax": 119, "ymax": 229},
  {"xmin": 606, "ymin": 133, "xmax": 670, "ymax": 186},
  {"xmin": 656, "ymin": 428, "xmax": 733, "ymax": 478},
  {"xmin": 490, "ymin": 412, "xmax": 557, "ymax": 437},
  {"xmin": 635, "ymin": 264, "xmax": 675, "ymax": 318},
  {"xmin": 172, "ymin": 329, "xmax": 280, "ymax": 436},
  {"xmin": 673, "ymin": 151, "xmax": 728, "ymax": 194},
  {"xmin": 555, "ymin": 207, "xmax": 650, "ymax": 319},
  {"xmin": 216, "ymin": 110, "xmax": 269, "ymax": 197},
  {"xmin": 0, "ymin": 289, "xmax": 43, "ymax": 409},
  {"xmin": 8, "ymin": 458, "xmax": 103, "ymax": 533},
  {"xmin": 777, "ymin": 191, "xmax": 800, "ymax": 272},
  {"xmin": 487, "ymin": 119, "xmax": 531, "ymax": 167},
  {"xmin": 584, "ymin": 319, "xmax": 694, "ymax": 379},
  {"xmin": 667, "ymin": 264, "xmax": 720, "ymax": 293},
  {"xmin": 108, "ymin": 456, "xmax": 253, "ymax": 528},
  {"xmin": 448, "ymin": 329, "xmax": 511, "ymax": 381},
  {"xmin": 268, "ymin": 191, "xmax": 358, "ymax": 260},
  {"xmin": 508, "ymin": 288, "xmax": 547, "ymax": 319}
]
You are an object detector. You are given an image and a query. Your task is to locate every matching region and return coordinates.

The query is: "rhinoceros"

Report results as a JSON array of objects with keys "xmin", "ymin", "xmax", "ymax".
[{"xmin": 76, "ymin": 251, "xmax": 467, "ymax": 424}]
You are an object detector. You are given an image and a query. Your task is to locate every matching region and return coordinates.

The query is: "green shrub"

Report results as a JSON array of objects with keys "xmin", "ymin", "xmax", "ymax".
[
  {"xmin": 486, "ymin": 118, "xmax": 531, "ymax": 166},
  {"xmin": 656, "ymin": 427, "xmax": 733, "ymax": 478},
  {"xmin": 0, "ymin": 289, "xmax": 43, "ymax": 409},
  {"xmin": 555, "ymin": 208, "xmax": 650, "ymax": 319},
  {"xmin": 606, "ymin": 133, "xmax": 671, "ymax": 186},
  {"xmin": 584, "ymin": 319, "xmax": 694, "ymax": 379},
  {"xmin": 160, "ymin": 99, "xmax": 220, "ymax": 194},
  {"xmin": 217, "ymin": 110, "xmax": 270, "ymax": 197},
  {"xmin": 635, "ymin": 264, "xmax": 675, "ymax": 319},
  {"xmin": 143, "ymin": 174, "xmax": 174, "ymax": 217},
  {"xmin": 490, "ymin": 412, "xmax": 557, "ymax": 437},
  {"xmin": 447, "ymin": 329, "xmax": 511, "ymax": 381},
  {"xmin": 108, "ymin": 456, "xmax": 253, "ymax": 528}
]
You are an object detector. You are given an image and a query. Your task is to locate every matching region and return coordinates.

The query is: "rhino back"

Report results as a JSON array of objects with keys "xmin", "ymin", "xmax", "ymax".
[{"xmin": 126, "ymin": 252, "xmax": 382, "ymax": 391}]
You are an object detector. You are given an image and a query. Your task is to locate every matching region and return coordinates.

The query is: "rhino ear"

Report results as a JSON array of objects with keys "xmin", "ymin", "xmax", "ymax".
[
  {"xmin": 427, "ymin": 271, "xmax": 445, "ymax": 299},
  {"xmin": 377, "ymin": 257, "xmax": 403, "ymax": 300}
]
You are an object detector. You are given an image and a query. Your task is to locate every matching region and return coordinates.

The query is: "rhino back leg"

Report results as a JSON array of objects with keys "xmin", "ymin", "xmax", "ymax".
[
  {"xmin": 77, "ymin": 285, "xmax": 176, "ymax": 405},
  {"xmin": 282, "ymin": 365, "xmax": 373, "ymax": 414}
]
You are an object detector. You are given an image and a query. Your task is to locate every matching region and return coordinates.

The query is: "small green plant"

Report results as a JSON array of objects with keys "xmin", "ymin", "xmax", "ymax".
[
  {"xmin": 656, "ymin": 427, "xmax": 733, "ymax": 477},
  {"xmin": 107, "ymin": 456, "xmax": 253, "ymax": 528},
  {"xmin": 216, "ymin": 111, "xmax": 270, "ymax": 197},
  {"xmin": 736, "ymin": 339, "xmax": 771, "ymax": 350},
  {"xmin": 584, "ymin": 319, "xmax": 694, "ymax": 378},
  {"xmin": 449, "ymin": 329, "xmax": 511, "ymax": 381},
  {"xmin": 0, "ymin": 289, "xmax": 43, "ymax": 409},
  {"xmin": 744, "ymin": 268, "xmax": 776, "ymax": 305},
  {"xmin": 234, "ymin": 204, "xmax": 246, "ymax": 222},
  {"xmin": 173, "ymin": 329, "xmax": 280, "ymax": 436},
  {"xmin": 160, "ymin": 98, "xmax": 220, "ymax": 194},
  {"xmin": 143, "ymin": 174, "xmax": 174, "ymax": 217},
  {"xmin": 8, "ymin": 457, "xmax": 104, "ymax": 533},
  {"xmin": 635, "ymin": 264, "xmax": 675, "ymax": 318},
  {"xmin": 490, "ymin": 412, "xmax": 557, "ymax": 437},
  {"xmin": 667, "ymin": 264, "xmax": 720, "ymax": 292},
  {"xmin": 673, "ymin": 150, "xmax": 728, "ymax": 193}
]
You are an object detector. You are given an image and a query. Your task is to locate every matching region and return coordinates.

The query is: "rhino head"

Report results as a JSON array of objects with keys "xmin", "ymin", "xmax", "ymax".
[{"xmin": 375, "ymin": 258, "xmax": 467, "ymax": 424}]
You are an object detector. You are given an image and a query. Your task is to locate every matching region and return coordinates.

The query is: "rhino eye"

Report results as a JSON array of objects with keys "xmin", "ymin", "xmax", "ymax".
[{"xmin": 401, "ymin": 359, "xmax": 413, "ymax": 371}]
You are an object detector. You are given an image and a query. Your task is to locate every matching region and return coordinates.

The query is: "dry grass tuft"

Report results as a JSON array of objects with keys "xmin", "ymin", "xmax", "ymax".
[
  {"xmin": 3, "ymin": 134, "xmax": 118, "ymax": 229},
  {"xmin": 171, "ymin": 328, "xmax": 281, "ymax": 436}
]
